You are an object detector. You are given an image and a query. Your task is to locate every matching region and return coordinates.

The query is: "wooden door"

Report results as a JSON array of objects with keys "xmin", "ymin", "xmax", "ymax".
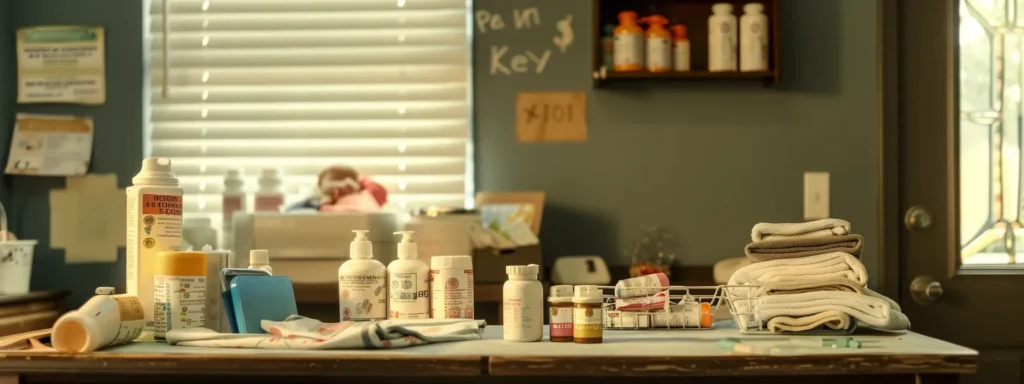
[{"xmin": 891, "ymin": 0, "xmax": 1024, "ymax": 382}]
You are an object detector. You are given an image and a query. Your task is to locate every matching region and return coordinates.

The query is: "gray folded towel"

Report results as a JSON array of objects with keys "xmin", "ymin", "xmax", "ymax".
[{"xmin": 744, "ymin": 234, "xmax": 863, "ymax": 262}]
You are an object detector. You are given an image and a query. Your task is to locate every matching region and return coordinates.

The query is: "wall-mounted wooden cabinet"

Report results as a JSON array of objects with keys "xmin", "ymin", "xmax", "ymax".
[{"xmin": 592, "ymin": 0, "xmax": 781, "ymax": 87}]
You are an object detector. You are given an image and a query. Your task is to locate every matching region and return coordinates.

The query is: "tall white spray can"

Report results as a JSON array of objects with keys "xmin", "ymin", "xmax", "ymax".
[{"xmin": 125, "ymin": 158, "xmax": 183, "ymax": 335}]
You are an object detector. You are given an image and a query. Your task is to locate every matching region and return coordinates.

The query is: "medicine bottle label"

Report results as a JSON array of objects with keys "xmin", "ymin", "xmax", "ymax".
[
  {"xmin": 126, "ymin": 192, "xmax": 183, "ymax": 329},
  {"xmin": 339, "ymin": 274, "xmax": 386, "ymax": 320},
  {"xmin": 109, "ymin": 296, "xmax": 145, "ymax": 346},
  {"xmin": 389, "ymin": 272, "xmax": 429, "ymax": 319},
  {"xmin": 430, "ymin": 269, "xmax": 475, "ymax": 319},
  {"xmin": 573, "ymin": 306, "xmax": 602, "ymax": 338},
  {"xmin": 153, "ymin": 275, "xmax": 206, "ymax": 338},
  {"xmin": 647, "ymin": 36, "xmax": 671, "ymax": 70},
  {"xmin": 613, "ymin": 32, "xmax": 643, "ymax": 69},
  {"xmin": 549, "ymin": 305, "xmax": 573, "ymax": 338},
  {"xmin": 222, "ymin": 195, "xmax": 243, "ymax": 231}
]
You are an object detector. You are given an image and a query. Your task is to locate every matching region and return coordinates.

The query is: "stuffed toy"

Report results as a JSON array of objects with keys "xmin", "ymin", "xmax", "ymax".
[{"xmin": 285, "ymin": 165, "xmax": 387, "ymax": 213}]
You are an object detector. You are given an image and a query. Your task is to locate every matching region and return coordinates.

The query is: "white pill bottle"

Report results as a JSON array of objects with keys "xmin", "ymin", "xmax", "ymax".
[
  {"xmin": 708, "ymin": 3, "xmax": 738, "ymax": 72},
  {"xmin": 739, "ymin": 2, "xmax": 769, "ymax": 72},
  {"xmin": 430, "ymin": 255, "xmax": 474, "ymax": 319},
  {"xmin": 338, "ymin": 230, "xmax": 387, "ymax": 321},
  {"xmin": 503, "ymin": 264, "xmax": 543, "ymax": 342}
]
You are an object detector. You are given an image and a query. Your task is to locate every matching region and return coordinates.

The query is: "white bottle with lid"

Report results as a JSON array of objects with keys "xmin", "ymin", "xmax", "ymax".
[
  {"xmin": 708, "ymin": 3, "xmax": 738, "ymax": 72},
  {"xmin": 125, "ymin": 158, "xmax": 183, "ymax": 334},
  {"xmin": 430, "ymin": 255, "xmax": 474, "ymax": 319},
  {"xmin": 387, "ymin": 231, "xmax": 430, "ymax": 319},
  {"xmin": 739, "ymin": 3, "xmax": 769, "ymax": 72},
  {"xmin": 503, "ymin": 264, "xmax": 543, "ymax": 342},
  {"xmin": 338, "ymin": 230, "xmax": 387, "ymax": 321},
  {"xmin": 254, "ymin": 168, "xmax": 284, "ymax": 212},
  {"xmin": 183, "ymin": 217, "xmax": 218, "ymax": 251},
  {"xmin": 222, "ymin": 169, "xmax": 246, "ymax": 232},
  {"xmin": 248, "ymin": 249, "xmax": 273, "ymax": 275}
]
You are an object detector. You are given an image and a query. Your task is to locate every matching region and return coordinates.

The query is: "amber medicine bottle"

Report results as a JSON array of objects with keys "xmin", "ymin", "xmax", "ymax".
[
  {"xmin": 572, "ymin": 285, "xmax": 603, "ymax": 344},
  {"xmin": 548, "ymin": 285, "xmax": 574, "ymax": 342}
]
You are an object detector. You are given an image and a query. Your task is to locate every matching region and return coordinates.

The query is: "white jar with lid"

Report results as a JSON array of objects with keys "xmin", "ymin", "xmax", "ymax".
[
  {"xmin": 430, "ymin": 255, "xmax": 474, "ymax": 319},
  {"xmin": 503, "ymin": 264, "xmax": 542, "ymax": 342},
  {"xmin": 739, "ymin": 2, "xmax": 769, "ymax": 71}
]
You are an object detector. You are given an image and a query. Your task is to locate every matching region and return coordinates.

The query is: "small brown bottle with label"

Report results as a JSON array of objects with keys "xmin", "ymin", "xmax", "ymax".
[
  {"xmin": 548, "ymin": 285, "xmax": 574, "ymax": 342},
  {"xmin": 572, "ymin": 285, "xmax": 603, "ymax": 344}
]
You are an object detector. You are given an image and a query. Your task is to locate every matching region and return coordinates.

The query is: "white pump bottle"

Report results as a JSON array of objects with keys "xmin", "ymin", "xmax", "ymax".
[
  {"xmin": 338, "ymin": 230, "xmax": 387, "ymax": 321},
  {"xmin": 387, "ymin": 231, "xmax": 430, "ymax": 319}
]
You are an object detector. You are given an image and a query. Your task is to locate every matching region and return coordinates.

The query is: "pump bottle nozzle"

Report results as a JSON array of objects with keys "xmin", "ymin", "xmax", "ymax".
[{"xmin": 393, "ymin": 231, "xmax": 417, "ymax": 260}]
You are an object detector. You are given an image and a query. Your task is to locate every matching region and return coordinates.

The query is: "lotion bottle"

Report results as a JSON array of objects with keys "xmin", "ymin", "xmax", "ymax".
[
  {"xmin": 671, "ymin": 25, "xmax": 691, "ymax": 72},
  {"xmin": 708, "ymin": 3, "xmax": 738, "ymax": 72},
  {"xmin": 739, "ymin": 2, "xmax": 769, "ymax": 72},
  {"xmin": 338, "ymin": 230, "xmax": 387, "ymax": 321},
  {"xmin": 613, "ymin": 11, "xmax": 644, "ymax": 72},
  {"xmin": 642, "ymin": 15, "xmax": 672, "ymax": 73},
  {"xmin": 387, "ymin": 231, "xmax": 430, "ymax": 319},
  {"xmin": 222, "ymin": 169, "xmax": 245, "ymax": 232},
  {"xmin": 125, "ymin": 158, "xmax": 183, "ymax": 336},
  {"xmin": 503, "ymin": 264, "xmax": 543, "ymax": 342}
]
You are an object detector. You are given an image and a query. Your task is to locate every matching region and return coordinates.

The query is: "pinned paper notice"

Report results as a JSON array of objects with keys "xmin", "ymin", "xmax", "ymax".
[
  {"xmin": 5, "ymin": 113, "xmax": 93, "ymax": 176},
  {"xmin": 50, "ymin": 174, "xmax": 126, "ymax": 263}
]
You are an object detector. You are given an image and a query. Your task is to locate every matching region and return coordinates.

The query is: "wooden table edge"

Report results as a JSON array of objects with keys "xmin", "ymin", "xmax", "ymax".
[
  {"xmin": 487, "ymin": 354, "xmax": 979, "ymax": 376},
  {"xmin": 0, "ymin": 353, "xmax": 485, "ymax": 377}
]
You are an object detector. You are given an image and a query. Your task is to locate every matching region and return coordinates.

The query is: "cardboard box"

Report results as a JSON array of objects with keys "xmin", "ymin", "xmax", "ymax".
[{"xmin": 472, "ymin": 245, "xmax": 543, "ymax": 283}]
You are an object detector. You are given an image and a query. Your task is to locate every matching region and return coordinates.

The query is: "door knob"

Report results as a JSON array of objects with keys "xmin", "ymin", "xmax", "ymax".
[
  {"xmin": 904, "ymin": 206, "xmax": 933, "ymax": 230},
  {"xmin": 910, "ymin": 276, "xmax": 943, "ymax": 304}
]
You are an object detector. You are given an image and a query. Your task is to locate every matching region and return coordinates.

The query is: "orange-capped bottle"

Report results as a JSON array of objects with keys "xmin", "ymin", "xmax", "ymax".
[
  {"xmin": 614, "ymin": 11, "xmax": 644, "ymax": 72},
  {"xmin": 642, "ymin": 15, "xmax": 671, "ymax": 72},
  {"xmin": 671, "ymin": 24, "xmax": 691, "ymax": 72}
]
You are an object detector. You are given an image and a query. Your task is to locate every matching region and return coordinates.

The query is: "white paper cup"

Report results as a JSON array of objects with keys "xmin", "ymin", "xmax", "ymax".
[{"xmin": 0, "ymin": 240, "xmax": 38, "ymax": 295}]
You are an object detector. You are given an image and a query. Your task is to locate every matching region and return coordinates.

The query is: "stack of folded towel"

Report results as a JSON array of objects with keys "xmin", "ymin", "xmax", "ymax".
[{"xmin": 728, "ymin": 219, "xmax": 910, "ymax": 333}]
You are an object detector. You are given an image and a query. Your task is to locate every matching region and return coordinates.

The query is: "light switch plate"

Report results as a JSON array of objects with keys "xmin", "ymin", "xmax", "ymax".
[{"xmin": 804, "ymin": 172, "xmax": 830, "ymax": 220}]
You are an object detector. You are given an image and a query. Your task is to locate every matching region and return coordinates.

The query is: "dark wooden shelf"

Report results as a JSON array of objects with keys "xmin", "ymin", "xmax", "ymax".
[
  {"xmin": 592, "ymin": 0, "xmax": 781, "ymax": 87},
  {"xmin": 601, "ymin": 70, "xmax": 774, "ymax": 80}
]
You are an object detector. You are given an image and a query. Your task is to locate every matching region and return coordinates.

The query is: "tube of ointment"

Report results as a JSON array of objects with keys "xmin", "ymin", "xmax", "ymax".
[
  {"xmin": 614, "ymin": 290, "xmax": 671, "ymax": 311},
  {"xmin": 51, "ymin": 287, "xmax": 145, "ymax": 353},
  {"xmin": 614, "ymin": 273, "xmax": 670, "ymax": 298}
]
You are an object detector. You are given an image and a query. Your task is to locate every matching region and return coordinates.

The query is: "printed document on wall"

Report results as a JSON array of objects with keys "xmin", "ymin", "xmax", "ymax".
[
  {"xmin": 5, "ymin": 114, "xmax": 94, "ymax": 176},
  {"xmin": 16, "ymin": 26, "xmax": 106, "ymax": 105}
]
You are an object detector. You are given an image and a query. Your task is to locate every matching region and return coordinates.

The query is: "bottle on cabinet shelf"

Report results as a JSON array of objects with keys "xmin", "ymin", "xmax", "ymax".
[
  {"xmin": 708, "ymin": 3, "xmax": 738, "ymax": 72},
  {"xmin": 601, "ymin": 24, "xmax": 615, "ymax": 70},
  {"xmin": 670, "ymin": 24, "xmax": 690, "ymax": 72},
  {"xmin": 613, "ymin": 11, "xmax": 644, "ymax": 72},
  {"xmin": 222, "ymin": 169, "xmax": 246, "ymax": 233},
  {"xmin": 740, "ymin": 2, "xmax": 769, "ymax": 72},
  {"xmin": 642, "ymin": 15, "xmax": 672, "ymax": 73}
]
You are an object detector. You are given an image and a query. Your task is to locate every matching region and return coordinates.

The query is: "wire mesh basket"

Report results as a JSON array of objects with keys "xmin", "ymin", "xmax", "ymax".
[
  {"xmin": 721, "ymin": 284, "xmax": 765, "ymax": 333},
  {"xmin": 599, "ymin": 285, "xmax": 725, "ymax": 330}
]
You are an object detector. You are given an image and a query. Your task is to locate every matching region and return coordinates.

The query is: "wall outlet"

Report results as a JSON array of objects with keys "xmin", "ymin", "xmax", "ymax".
[{"xmin": 804, "ymin": 172, "xmax": 830, "ymax": 220}]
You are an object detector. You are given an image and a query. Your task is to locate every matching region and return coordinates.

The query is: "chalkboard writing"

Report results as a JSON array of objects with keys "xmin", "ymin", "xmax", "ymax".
[{"xmin": 476, "ymin": 6, "xmax": 574, "ymax": 76}]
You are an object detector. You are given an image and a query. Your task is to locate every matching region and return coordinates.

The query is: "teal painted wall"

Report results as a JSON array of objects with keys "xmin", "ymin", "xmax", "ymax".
[
  {"xmin": 472, "ymin": 0, "xmax": 880, "ymax": 279},
  {"xmin": 3, "ymin": 0, "xmax": 880, "ymax": 307},
  {"xmin": 5, "ymin": 0, "xmax": 146, "ymax": 306}
]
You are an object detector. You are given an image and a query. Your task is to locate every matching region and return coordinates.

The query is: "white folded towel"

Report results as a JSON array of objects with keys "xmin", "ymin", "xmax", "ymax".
[
  {"xmin": 756, "ymin": 291, "xmax": 910, "ymax": 331},
  {"xmin": 728, "ymin": 252, "xmax": 868, "ymax": 287},
  {"xmin": 751, "ymin": 219, "xmax": 851, "ymax": 242}
]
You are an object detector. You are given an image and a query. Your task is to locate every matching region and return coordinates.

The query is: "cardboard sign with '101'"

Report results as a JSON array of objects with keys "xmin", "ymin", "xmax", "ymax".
[{"xmin": 516, "ymin": 91, "xmax": 587, "ymax": 143}]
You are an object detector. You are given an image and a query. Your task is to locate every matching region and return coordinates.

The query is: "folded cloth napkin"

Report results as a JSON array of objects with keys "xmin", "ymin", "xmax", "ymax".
[
  {"xmin": 754, "ymin": 277, "xmax": 864, "ymax": 296},
  {"xmin": 751, "ymin": 219, "xmax": 851, "ymax": 242},
  {"xmin": 755, "ymin": 291, "xmax": 910, "ymax": 331},
  {"xmin": 728, "ymin": 252, "xmax": 868, "ymax": 287},
  {"xmin": 766, "ymin": 310, "xmax": 853, "ymax": 333},
  {"xmin": 745, "ymin": 234, "xmax": 864, "ymax": 262},
  {"xmin": 166, "ymin": 315, "xmax": 486, "ymax": 349}
]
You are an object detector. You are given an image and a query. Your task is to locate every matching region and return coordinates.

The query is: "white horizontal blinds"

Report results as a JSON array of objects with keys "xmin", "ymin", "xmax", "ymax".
[{"xmin": 148, "ymin": 0, "xmax": 471, "ymax": 219}]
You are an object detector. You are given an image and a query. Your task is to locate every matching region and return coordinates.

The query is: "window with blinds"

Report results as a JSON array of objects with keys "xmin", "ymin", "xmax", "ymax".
[{"xmin": 148, "ymin": 0, "xmax": 472, "ymax": 225}]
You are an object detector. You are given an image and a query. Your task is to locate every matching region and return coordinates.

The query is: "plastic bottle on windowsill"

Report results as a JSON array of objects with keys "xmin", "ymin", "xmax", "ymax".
[{"xmin": 254, "ymin": 168, "xmax": 284, "ymax": 212}]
